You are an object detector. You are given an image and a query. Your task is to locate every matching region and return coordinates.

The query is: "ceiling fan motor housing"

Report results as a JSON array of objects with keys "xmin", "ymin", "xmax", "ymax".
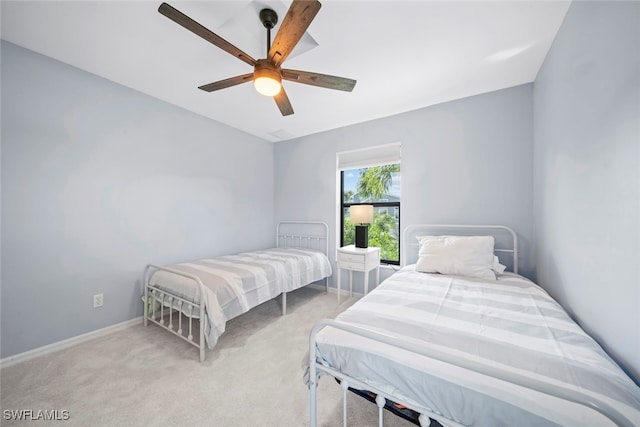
[{"xmin": 254, "ymin": 59, "xmax": 282, "ymax": 82}]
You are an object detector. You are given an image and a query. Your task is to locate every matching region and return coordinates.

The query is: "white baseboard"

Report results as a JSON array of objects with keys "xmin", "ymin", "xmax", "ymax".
[
  {"xmin": 0, "ymin": 317, "xmax": 142, "ymax": 369},
  {"xmin": 306, "ymin": 282, "xmax": 363, "ymax": 297},
  {"xmin": 306, "ymin": 282, "xmax": 330, "ymax": 292}
]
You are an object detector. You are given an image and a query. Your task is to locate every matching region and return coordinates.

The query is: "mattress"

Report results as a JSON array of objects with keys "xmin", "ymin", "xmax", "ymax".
[
  {"xmin": 311, "ymin": 265, "xmax": 640, "ymax": 426},
  {"xmin": 150, "ymin": 247, "xmax": 331, "ymax": 348}
]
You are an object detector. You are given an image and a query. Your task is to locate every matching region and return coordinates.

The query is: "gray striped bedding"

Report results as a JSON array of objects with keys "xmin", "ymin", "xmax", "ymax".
[
  {"xmin": 150, "ymin": 248, "xmax": 331, "ymax": 348},
  {"xmin": 313, "ymin": 265, "xmax": 640, "ymax": 426}
]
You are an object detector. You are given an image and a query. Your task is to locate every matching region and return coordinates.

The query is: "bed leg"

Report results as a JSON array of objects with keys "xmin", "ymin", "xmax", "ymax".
[
  {"xmin": 309, "ymin": 326, "xmax": 320, "ymax": 427},
  {"xmin": 341, "ymin": 379, "xmax": 349, "ymax": 427},
  {"xmin": 199, "ymin": 300, "xmax": 206, "ymax": 362},
  {"xmin": 143, "ymin": 285, "xmax": 149, "ymax": 327},
  {"xmin": 282, "ymin": 292, "xmax": 287, "ymax": 316},
  {"xmin": 325, "ymin": 277, "xmax": 329, "ymax": 293},
  {"xmin": 309, "ymin": 377, "xmax": 318, "ymax": 427},
  {"xmin": 375, "ymin": 395, "xmax": 386, "ymax": 427}
]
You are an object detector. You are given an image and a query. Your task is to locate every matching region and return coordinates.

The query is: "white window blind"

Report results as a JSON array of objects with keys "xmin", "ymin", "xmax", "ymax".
[{"xmin": 337, "ymin": 142, "xmax": 401, "ymax": 171}]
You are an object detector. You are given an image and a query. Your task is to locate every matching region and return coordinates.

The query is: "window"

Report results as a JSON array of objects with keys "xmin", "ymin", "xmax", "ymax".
[{"xmin": 340, "ymin": 155, "xmax": 401, "ymax": 264}]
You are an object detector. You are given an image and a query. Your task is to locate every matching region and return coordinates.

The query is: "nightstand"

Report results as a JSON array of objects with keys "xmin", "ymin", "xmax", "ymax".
[{"xmin": 336, "ymin": 245, "xmax": 380, "ymax": 303}]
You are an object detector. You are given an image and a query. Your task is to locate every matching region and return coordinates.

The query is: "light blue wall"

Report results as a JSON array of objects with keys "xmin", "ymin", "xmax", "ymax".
[
  {"xmin": 275, "ymin": 84, "xmax": 534, "ymax": 291},
  {"xmin": 0, "ymin": 41, "xmax": 275, "ymax": 358},
  {"xmin": 4, "ymin": 2, "xmax": 637, "ymax": 387},
  {"xmin": 533, "ymin": 1, "xmax": 640, "ymax": 382}
]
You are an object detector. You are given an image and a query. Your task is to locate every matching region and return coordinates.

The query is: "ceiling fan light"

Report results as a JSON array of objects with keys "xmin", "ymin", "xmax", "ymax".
[
  {"xmin": 254, "ymin": 76, "xmax": 282, "ymax": 96},
  {"xmin": 254, "ymin": 65, "xmax": 282, "ymax": 96}
]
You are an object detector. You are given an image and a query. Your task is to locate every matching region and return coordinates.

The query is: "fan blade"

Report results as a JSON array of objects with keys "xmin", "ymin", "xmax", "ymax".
[
  {"xmin": 268, "ymin": 0, "xmax": 321, "ymax": 67},
  {"xmin": 274, "ymin": 88, "xmax": 294, "ymax": 116},
  {"xmin": 282, "ymin": 69, "xmax": 356, "ymax": 92},
  {"xmin": 198, "ymin": 73, "xmax": 254, "ymax": 92},
  {"xmin": 158, "ymin": 2, "xmax": 256, "ymax": 67}
]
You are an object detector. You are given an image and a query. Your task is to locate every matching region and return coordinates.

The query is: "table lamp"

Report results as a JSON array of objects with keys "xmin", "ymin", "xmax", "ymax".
[{"xmin": 350, "ymin": 205, "xmax": 373, "ymax": 248}]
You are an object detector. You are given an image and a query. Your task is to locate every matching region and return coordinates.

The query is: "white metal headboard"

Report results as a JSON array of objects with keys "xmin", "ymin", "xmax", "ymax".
[
  {"xmin": 276, "ymin": 221, "xmax": 329, "ymax": 256},
  {"xmin": 402, "ymin": 224, "xmax": 519, "ymax": 274}
]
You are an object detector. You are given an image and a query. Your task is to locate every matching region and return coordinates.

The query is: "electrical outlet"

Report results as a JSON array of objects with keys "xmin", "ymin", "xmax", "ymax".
[{"xmin": 93, "ymin": 293, "xmax": 104, "ymax": 308}]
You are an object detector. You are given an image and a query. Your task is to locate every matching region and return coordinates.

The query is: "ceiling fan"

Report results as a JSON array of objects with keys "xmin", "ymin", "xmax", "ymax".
[{"xmin": 158, "ymin": 0, "xmax": 357, "ymax": 116}]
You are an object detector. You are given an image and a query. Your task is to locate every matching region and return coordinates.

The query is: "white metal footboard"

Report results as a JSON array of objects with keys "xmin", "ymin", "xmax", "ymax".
[
  {"xmin": 308, "ymin": 319, "xmax": 635, "ymax": 427},
  {"xmin": 143, "ymin": 264, "xmax": 207, "ymax": 362}
]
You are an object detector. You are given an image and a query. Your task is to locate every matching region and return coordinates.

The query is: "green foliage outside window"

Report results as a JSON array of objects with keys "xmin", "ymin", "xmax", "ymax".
[
  {"xmin": 344, "ymin": 212, "xmax": 400, "ymax": 262},
  {"xmin": 343, "ymin": 164, "xmax": 400, "ymax": 263},
  {"xmin": 343, "ymin": 218, "xmax": 355, "ymax": 246},
  {"xmin": 356, "ymin": 165, "xmax": 400, "ymax": 200}
]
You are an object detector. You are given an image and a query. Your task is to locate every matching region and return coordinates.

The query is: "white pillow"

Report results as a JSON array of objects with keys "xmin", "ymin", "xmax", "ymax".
[{"xmin": 415, "ymin": 235, "xmax": 496, "ymax": 280}]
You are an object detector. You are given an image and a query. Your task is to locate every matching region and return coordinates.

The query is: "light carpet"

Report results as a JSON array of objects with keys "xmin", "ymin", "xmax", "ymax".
[{"xmin": 1, "ymin": 287, "xmax": 416, "ymax": 426}]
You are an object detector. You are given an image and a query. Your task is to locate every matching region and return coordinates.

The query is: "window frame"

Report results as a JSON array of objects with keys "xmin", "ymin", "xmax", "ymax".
[{"xmin": 340, "ymin": 170, "xmax": 401, "ymax": 265}]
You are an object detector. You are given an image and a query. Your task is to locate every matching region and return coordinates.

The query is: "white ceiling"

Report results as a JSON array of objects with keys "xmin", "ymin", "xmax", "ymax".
[{"xmin": 1, "ymin": 0, "xmax": 571, "ymax": 142}]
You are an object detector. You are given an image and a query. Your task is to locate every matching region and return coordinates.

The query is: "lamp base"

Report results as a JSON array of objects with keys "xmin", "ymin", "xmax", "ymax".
[{"xmin": 355, "ymin": 225, "xmax": 369, "ymax": 248}]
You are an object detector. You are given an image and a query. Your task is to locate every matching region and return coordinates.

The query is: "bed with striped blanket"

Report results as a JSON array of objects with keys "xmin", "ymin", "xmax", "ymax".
[
  {"xmin": 311, "ymin": 266, "xmax": 640, "ymax": 426},
  {"xmin": 307, "ymin": 225, "xmax": 640, "ymax": 426},
  {"xmin": 144, "ymin": 221, "xmax": 331, "ymax": 361},
  {"xmin": 149, "ymin": 247, "xmax": 331, "ymax": 349}
]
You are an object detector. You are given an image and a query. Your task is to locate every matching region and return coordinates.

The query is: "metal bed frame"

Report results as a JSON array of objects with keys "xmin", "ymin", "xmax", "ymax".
[
  {"xmin": 143, "ymin": 221, "xmax": 329, "ymax": 362},
  {"xmin": 308, "ymin": 224, "xmax": 634, "ymax": 427}
]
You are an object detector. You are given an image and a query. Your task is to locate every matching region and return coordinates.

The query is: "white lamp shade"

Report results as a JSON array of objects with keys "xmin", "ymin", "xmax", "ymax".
[{"xmin": 350, "ymin": 205, "xmax": 374, "ymax": 224}]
